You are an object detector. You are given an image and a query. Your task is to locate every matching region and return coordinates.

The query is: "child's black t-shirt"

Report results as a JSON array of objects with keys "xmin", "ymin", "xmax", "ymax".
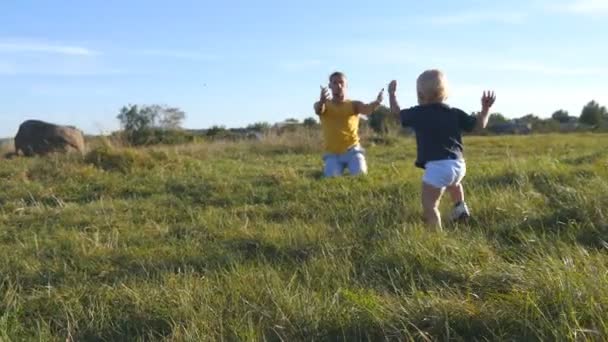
[{"xmin": 400, "ymin": 103, "xmax": 477, "ymax": 169}]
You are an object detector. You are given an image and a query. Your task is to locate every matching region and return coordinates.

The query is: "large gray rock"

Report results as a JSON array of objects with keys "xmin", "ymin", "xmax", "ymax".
[{"xmin": 11, "ymin": 120, "xmax": 86, "ymax": 157}]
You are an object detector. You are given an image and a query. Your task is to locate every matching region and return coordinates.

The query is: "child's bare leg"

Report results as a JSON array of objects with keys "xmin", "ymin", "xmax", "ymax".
[
  {"xmin": 422, "ymin": 182, "xmax": 444, "ymax": 230},
  {"xmin": 446, "ymin": 183, "xmax": 464, "ymax": 204},
  {"xmin": 447, "ymin": 183, "xmax": 470, "ymax": 220}
]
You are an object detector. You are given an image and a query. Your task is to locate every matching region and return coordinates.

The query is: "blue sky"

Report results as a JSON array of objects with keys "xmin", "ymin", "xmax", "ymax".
[{"xmin": 0, "ymin": 0, "xmax": 607, "ymax": 137}]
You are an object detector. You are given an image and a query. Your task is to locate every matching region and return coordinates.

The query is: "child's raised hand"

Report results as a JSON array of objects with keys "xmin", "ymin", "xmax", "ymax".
[
  {"xmin": 388, "ymin": 80, "xmax": 397, "ymax": 95},
  {"xmin": 376, "ymin": 88, "xmax": 384, "ymax": 103},
  {"xmin": 481, "ymin": 91, "xmax": 496, "ymax": 110},
  {"xmin": 320, "ymin": 85, "xmax": 330, "ymax": 103}
]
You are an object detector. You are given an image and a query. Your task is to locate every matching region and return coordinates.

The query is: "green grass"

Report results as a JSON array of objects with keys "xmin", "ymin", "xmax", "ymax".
[{"xmin": 1, "ymin": 133, "xmax": 608, "ymax": 341}]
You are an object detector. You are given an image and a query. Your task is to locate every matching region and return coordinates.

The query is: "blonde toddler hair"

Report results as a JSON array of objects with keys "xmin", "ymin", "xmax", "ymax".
[{"xmin": 417, "ymin": 69, "xmax": 449, "ymax": 105}]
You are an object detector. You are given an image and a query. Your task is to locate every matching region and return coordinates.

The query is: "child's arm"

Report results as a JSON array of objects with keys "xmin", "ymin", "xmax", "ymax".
[
  {"xmin": 474, "ymin": 91, "xmax": 496, "ymax": 131},
  {"xmin": 353, "ymin": 88, "xmax": 384, "ymax": 115},
  {"xmin": 388, "ymin": 80, "xmax": 400, "ymax": 120},
  {"xmin": 314, "ymin": 86, "xmax": 330, "ymax": 115}
]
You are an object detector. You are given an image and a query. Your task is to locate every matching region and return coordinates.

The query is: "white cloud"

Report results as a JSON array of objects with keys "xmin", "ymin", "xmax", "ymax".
[
  {"xmin": 0, "ymin": 61, "xmax": 16, "ymax": 75},
  {"xmin": 0, "ymin": 39, "xmax": 129, "ymax": 76},
  {"xmin": 451, "ymin": 82, "xmax": 608, "ymax": 118},
  {"xmin": 322, "ymin": 38, "xmax": 607, "ymax": 80},
  {"xmin": 544, "ymin": 0, "xmax": 608, "ymax": 15},
  {"xmin": 278, "ymin": 59, "xmax": 322, "ymax": 72},
  {"xmin": 425, "ymin": 54, "xmax": 608, "ymax": 77},
  {"xmin": 330, "ymin": 40, "xmax": 422, "ymax": 66},
  {"xmin": 0, "ymin": 40, "xmax": 97, "ymax": 56},
  {"xmin": 136, "ymin": 49, "xmax": 218, "ymax": 61},
  {"xmin": 0, "ymin": 68, "xmax": 124, "ymax": 76},
  {"xmin": 492, "ymin": 61, "xmax": 608, "ymax": 76},
  {"xmin": 428, "ymin": 10, "xmax": 528, "ymax": 25},
  {"xmin": 502, "ymin": 86, "xmax": 608, "ymax": 117},
  {"xmin": 0, "ymin": 60, "xmax": 125, "ymax": 76},
  {"xmin": 554, "ymin": 0, "xmax": 608, "ymax": 13},
  {"xmin": 28, "ymin": 84, "xmax": 115, "ymax": 96}
]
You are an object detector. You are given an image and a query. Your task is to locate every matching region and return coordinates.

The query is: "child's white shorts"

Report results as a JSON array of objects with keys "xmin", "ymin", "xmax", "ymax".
[{"xmin": 422, "ymin": 159, "xmax": 466, "ymax": 189}]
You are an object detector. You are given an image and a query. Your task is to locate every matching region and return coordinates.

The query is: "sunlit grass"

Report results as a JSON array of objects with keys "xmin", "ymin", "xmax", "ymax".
[{"xmin": 0, "ymin": 133, "xmax": 607, "ymax": 341}]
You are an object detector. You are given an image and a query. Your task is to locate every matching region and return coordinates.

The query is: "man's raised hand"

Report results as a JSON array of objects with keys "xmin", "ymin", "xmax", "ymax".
[{"xmin": 320, "ymin": 86, "xmax": 330, "ymax": 103}]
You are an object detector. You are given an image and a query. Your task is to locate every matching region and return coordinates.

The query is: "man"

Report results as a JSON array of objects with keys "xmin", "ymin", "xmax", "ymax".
[{"xmin": 314, "ymin": 71, "xmax": 384, "ymax": 177}]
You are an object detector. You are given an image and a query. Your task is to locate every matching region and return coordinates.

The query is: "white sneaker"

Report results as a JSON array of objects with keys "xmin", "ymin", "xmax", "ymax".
[{"xmin": 451, "ymin": 202, "xmax": 470, "ymax": 221}]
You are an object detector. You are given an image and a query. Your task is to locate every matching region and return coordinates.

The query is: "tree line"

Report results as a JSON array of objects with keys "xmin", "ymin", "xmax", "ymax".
[{"xmin": 115, "ymin": 100, "xmax": 608, "ymax": 146}]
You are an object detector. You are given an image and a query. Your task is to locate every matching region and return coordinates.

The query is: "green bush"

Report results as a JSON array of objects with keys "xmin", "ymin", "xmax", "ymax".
[
  {"xmin": 84, "ymin": 145, "xmax": 154, "ymax": 173},
  {"xmin": 114, "ymin": 128, "xmax": 196, "ymax": 146}
]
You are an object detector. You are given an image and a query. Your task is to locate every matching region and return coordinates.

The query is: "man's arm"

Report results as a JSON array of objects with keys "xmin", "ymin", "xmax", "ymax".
[
  {"xmin": 474, "ymin": 91, "xmax": 496, "ymax": 131},
  {"xmin": 314, "ymin": 101, "xmax": 325, "ymax": 115},
  {"xmin": 353, "ymin": 100, "xmax": 381, "ymax": 115},
  {"xmin": 354, "ymin": 88, "xmax": 384, "ymax": 115},
  {"xmin": 315, "ymin": 86, "xmax": 330, "ymax": 115}
]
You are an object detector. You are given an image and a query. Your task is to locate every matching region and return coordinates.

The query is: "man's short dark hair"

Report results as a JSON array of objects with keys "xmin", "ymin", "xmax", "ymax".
[{"xmin": 329, "ymin": 71, "xmax": 346, "ymax": 82}]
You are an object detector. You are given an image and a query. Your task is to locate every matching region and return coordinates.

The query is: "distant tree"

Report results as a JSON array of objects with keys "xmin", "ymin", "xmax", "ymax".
[
  {"xmin": 117, "ymin": 104, "xmax": 188, "ymax": 145},
  {"xmin": 284, "ymin": 118, "xmax": 300, "ymax": 124},
  {"xmin": 206, "ymin": 125, "xmax": 228, "ymax": 138},
  {"xmin": 155, "ymin": 105, "xmax": 186, "ymax": 129},
  {"xmin": 302, "ymin": 117, "xmax": 318, "ymax": 128},
  {"xmin": 117, "ymin": 105, "xmax": 153, "ymax": 132},
  {"xmin": 246, "ymin": 122, "xmax": 272, "ymax": 133},
  {"xmin": 535, "ymin": 118, "xmax": 561, "ymax": 133},
  {"xmin": 516, "ymin": 114, "xmax": 541, "ymax": 126},
  {"xmin": 368, "ymin": 105, "xmax": 396, "ymax": 134},
  {"xmin": 579, "ymin": 100, "xmax": 607, "ymax": 126},
  {"xmin": 117, "ymin": 104, "xmax": 186, "ymax": 131},
  {"xmin": 551, "ymin": 109, "xmax": 571, "ymax": 123},
  {"xmin": 488, "ymin": 113, "xmax": 509, "ymax": 126}
]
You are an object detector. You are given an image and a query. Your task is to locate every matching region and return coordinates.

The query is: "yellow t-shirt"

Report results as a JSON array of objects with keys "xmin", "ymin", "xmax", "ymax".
[{"xmin": 320, "ymin": 100, "xmax": 360, "ymax": 154}]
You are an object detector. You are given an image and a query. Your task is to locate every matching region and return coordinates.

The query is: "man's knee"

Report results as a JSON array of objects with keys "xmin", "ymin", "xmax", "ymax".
[
  {"xmin": 324, "ymin": 155, "xmax": 343, "ymax": 177},
  {"xmin": 348, "ymin": 153, "xmax": 367, "ymax": 176}
]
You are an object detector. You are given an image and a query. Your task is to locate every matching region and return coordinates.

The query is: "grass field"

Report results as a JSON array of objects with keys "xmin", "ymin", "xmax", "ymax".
[{"xmin": 1, "ymin": 133, "xmax": 607, "ymax": 341}]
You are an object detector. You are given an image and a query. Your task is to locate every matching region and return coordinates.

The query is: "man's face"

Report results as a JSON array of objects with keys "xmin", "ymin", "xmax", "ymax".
[{"xmin": 329, "ymin": 75, "xmax": 347, "ymax": 98}]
